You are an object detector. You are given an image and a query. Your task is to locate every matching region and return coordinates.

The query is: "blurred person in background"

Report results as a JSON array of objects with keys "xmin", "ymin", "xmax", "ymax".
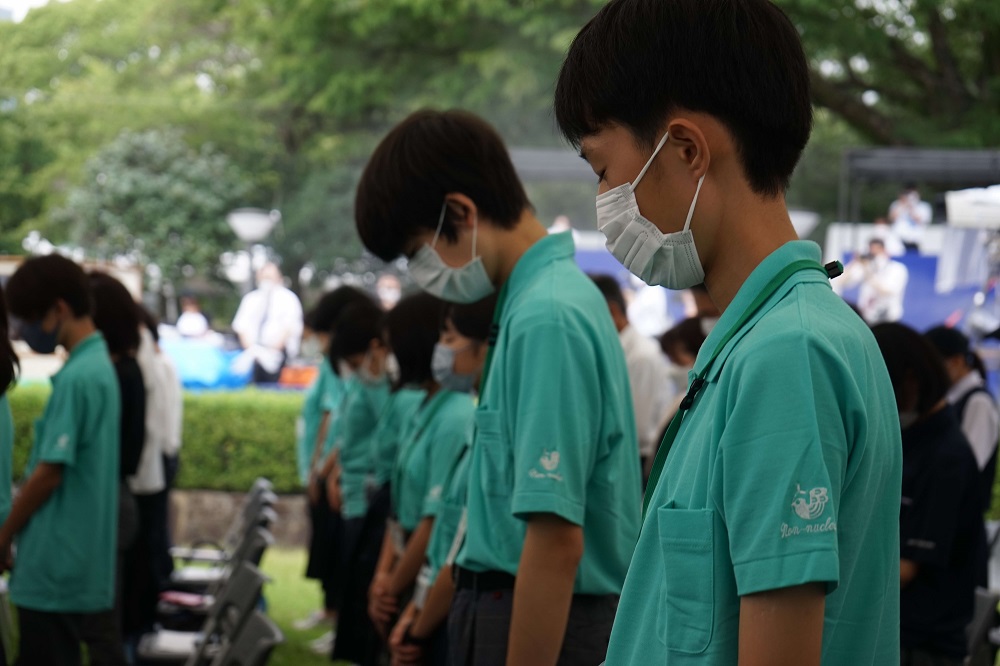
[
  {"xmin": 367, "ymin": 293, "xmax": 474, "ymax": 661},
  {"xmin": 838, "ymin": 238, "xmax": 909, "ymax": 325},
  {"xmin": 871, "ymin": 216, "xmax": 906, "ymax": 257},
  {"xmin": 376, "ymin": 274, "xmax": 404, "ymax": 311},
  {"xmin": 327, "ymin": 300, "xmax": 390, "ymax": 663},
  {"xmin": 1, "ymin": 255, "xmax": 120, "ymax": 666},
  {"xmin": 388, "ymin": 295, "xmax": 495, "ymax": 666},
  {"xmin": 295, "ymin": 286, "xmax": 378, "ymax": 651},
  {"xmin": 131, "ymin": 309, "xmax": 183, "ymax": 628},
  {"xmin": 84, "ymin": 272, "xmax": 146, "ymax": 666},
  {"xmin": 925, "ymin": 326, "xmax": 1000, "ymax": 512},
  {"xmin": 874, "ymin": 322, "xmax": 986, "ymax": 665},
  {"xmin": 0, "ymin": 284, "xmax": 17, "ymax": 664},
  {"xmin": 175, "ymin": 294, "xmax": 210, "ymax": 338},
  {"xmin": 890, "ymin": 184, "xmax": 933, "ymax": 251},
  {"xmin": 592, "ymin": 274, "xmax": 674, "ymax": 481},
  {"xmin": 231, "ymin": 262, "xmax": 303, "ymax": 384}
]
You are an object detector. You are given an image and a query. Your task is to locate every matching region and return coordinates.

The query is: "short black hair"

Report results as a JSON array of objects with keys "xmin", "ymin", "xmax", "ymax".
[
  {"xmin": 925, "ymin": 325, "xmax": 986, "ymax": 379},
  {"xmin": 383, "ymin": 292, "xmax": 447, "ymax": 388},
  {"xmin": 554, "ymin": 0, "xmax": 811, "ymax": 196},
  {"xmin": 872, "ymin": 322, "xmax": 950, "ymax": 415},
  {"xmin": 88, "ymin": 272, "xmax": 141, "ymax": 356},
  {"xmin": 0, "ymin": 285, "xmax": 19, "ymax": 396},
  {"xmin": 312, "ymin": 286, "xmax": 376, "ymax": 334},
  {"xmin": 660, "ymin": 317, "xmax": 707, "ymax": 359},
  {"xmin": 328, "ymin": 302, "xmax": 383, "ymax": 364},
  {"xmin": 355, "ymin": 109, "xmax": 532, "ymax": 261},
  {"xmin": 590, "ymin": 274, "xmax": 627, "ymax": 315},
  {"xmin": 443, "ymin": 293, "xmax": 498, "ymax": 342},
  {"xmin": 6, "ymin": 254, "xmax": 92, "ymax": 321},
  {"xmin": 869, "ymin": 238, "xmax": 886, "ymax": 250}
]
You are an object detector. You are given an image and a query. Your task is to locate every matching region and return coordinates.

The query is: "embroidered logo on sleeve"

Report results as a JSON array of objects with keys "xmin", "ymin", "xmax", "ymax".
[
  {"xmin": 56, "ymin": 434, "xmax": 69, "ymax": 450},
  {"xmin": 791, "ymin": 485, "xmax": 829, "ymax": 520},
  {"xmin": 780, "ymin": 484, "xmax": 837, "ymax": 539},
  {"xmin": 528, "ymin": 450, "xmax": 563, "ymax": 482}
]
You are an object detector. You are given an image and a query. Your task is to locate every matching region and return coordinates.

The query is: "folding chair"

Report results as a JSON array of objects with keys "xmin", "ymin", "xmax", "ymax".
[
  {"xmin": 158, "ymin": 527, "xmax": 274, "ymax": 628},
  {"xmin": 170, "ymin": 515, "xmax": 276, "ymax": 593},
  {"xmin": 171, "ymin": 479, "xmax": 277, "ymax": 566},
  {"xmin": 209, "ymin": 610, "xmax": 283, "ymax": 666},
  {"xmin": 137, "ymin": 561, "xmax": 267, "ymax": 665}
]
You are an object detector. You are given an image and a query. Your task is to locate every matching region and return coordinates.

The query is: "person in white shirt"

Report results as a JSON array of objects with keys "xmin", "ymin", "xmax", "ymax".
[
  {"xmin": 232, "ymin": 262, "xmax": 304, "ymax": 384},
  {"xmin": 591, "ymin": 275, "xmax": 675, "ymax": 478},
  {"xmin": 838, "ymin": 238, "xmax": 909, "ymax": 325},
  {"xmin": 925, "ymin": 325, "xmax": 999, "ymax": 510},
  {"xmin": 889, "ymin": 185, "xmax": 933, "ymax": 251},
  {"xmin": 870, "ymin": 216, "xmax": 906, "ymax": 257}
]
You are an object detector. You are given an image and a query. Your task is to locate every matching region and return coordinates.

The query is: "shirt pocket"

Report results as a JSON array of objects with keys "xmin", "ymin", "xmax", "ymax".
[
  {"xmin": 657, "ymin": 506, "xmax": 715, "ymax": 655},
  {"xmin": 474, "ymin": 408, "xmax": 511, "ymax": 498}
]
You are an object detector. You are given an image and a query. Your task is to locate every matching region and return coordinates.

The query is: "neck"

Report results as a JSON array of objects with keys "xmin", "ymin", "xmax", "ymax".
[
  {"xmin": 422, "ymin": 379, "xmax": 440, "ymax": 399},
  {"xmin": 61, "ymin": 318, "xmax": 96, "ymax": 353},
  {"xmin": 702, "ymin": 194, "xmax": 797, "ymax": 312},
  {"xmin": 490, "ymin": 211, "xmax": 548, "ymax": 285}
]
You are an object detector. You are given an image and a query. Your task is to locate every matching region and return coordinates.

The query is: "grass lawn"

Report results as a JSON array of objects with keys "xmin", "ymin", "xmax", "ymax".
[{"xmin": 258, "ymin": 547, "xmax": 353, "ymax": 666}]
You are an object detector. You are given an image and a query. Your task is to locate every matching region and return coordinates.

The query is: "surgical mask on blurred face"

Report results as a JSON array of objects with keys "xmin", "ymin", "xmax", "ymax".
[
  {"xmin": 357, "ymin": 351, "xmax": 385, "ymax": 386},
  {"xmin": 301, "ymin": 337, "xmax": 322, "ymax": 359},
  {"xmin": 595, "ymin": 132, "xmax": 706, "ymax": 289},
  {"xmin": 386, "ymin": 353, "xmax": 400, "ymax": 383},
  {"xmin": 337, "ymin": 360, "xmax": 355, "ymax": 380},
  {"xmin": 408, "ymin": 202, "xmax": 496, "ymax": 304},
  {"xmin": 20, "ymin": 319, "xmax": 59, "ymax": 354},
  {"xmin": 431, "ymin": 343, "xmax": 477, "ymax": 394}
]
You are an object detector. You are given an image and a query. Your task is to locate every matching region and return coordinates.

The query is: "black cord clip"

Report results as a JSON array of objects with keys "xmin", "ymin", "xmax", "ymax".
[
  {"xmin": 824, "ymin": 261, "xmax": 844, "ymax": 279},
  {"xmin": 680, "ymin": 378, "xmax": 706, "ymax": 411}
]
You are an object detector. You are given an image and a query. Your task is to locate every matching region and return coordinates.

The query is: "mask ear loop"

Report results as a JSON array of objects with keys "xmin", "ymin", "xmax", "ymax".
[
  {"xmin": 682, "ymin": 174, "xmax": 706, "ymax": 232},
  {"xmin": 431, "ymin": 201, "xmax": 448, "ymax": 247},
  {"xmin": 471, "ymin": 212, "xmax": 479, "ymax": 261},
  {"xmin": 630, "ymin": 132, "xmax": 671, "ymax": 193}
]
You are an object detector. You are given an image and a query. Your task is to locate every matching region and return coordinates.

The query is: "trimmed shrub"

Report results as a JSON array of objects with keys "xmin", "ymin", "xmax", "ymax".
[{"xmin": 7, "ymin": 384, "xmax": 305, "ymax": 493}]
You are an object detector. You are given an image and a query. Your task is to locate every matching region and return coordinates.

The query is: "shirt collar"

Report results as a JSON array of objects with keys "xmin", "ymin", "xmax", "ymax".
[
  {"xmin": 53, "ymin": 332, "xmax": 107, "ymax": 383},
  {"xmin": 693, "ymin": 240, "xmax": 829, "ymax": 382},
  {"xmin": 502, "ymin": 232, "xmax": 575, "ymax": 302},
  {"xmin": 947, "ymin": 372, "xmax": 985, "ymax": 404}
]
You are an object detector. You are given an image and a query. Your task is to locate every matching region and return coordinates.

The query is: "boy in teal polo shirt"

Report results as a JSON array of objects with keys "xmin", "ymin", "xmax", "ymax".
[
  {"xmin": 354, "ymin": 110, "xmax": 640, "ymax": 665},
  {"xmin": 554, "ymin": 0, "xmax": 902, "ymax": 663},
  {"xmin": 1, "ymin": 255, "xmax": 121, "ymax": 666}
]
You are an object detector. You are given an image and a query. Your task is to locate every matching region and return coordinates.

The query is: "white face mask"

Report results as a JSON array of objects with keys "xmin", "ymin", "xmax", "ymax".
[
  {"xmin": 408, "ymin": 202, "xmax": 496, "ymax": 304},
  {"xmin": 595, "ymin": 132, "xmax": 706, "ymax": 289}
]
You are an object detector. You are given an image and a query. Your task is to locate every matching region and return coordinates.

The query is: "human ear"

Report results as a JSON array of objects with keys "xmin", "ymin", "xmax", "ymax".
[
  {"xmin": 665, "ymin": 119, "xmax": 710, "ymax": 179},
  {"xmin": 443, "ymin": 193, "xmax": 479, "ymax": 232}
]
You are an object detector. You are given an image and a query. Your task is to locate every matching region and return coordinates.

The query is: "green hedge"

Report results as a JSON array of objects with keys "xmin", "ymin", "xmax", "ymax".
[{"xmin": 7, "ymin": 384, "xmax": 305, "ymax": 493}]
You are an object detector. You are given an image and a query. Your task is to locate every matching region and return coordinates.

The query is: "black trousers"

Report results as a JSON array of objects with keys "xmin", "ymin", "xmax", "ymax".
[{"xmin": 17, "ymin": 608, "xmax": 84, "ymax": 666}]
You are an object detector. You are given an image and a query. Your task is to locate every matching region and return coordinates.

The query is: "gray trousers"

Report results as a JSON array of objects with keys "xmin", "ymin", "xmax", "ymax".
[{"xmin": 447, "ymin": 588, "xmax": 617, "ymax": 666}]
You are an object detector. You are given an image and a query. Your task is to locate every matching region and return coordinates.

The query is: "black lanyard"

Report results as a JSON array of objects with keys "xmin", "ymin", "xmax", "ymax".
[{"xmin": 641, "ymin": 259, "xmax": 842, "ymax": 520}]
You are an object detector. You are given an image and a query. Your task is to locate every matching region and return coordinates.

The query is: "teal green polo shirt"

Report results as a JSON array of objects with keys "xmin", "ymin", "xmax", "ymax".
[
  {"xmin": 295, "ymin": 360, "xmax": 343, "ymax": 485},
  {"xmin": 393, "ymin": 390, "xmax": 474, "ymax": 532},
  {"xmin": 11, "ymin": 333, "xmax": 121, "ymax": 613},
  {"xmin": 606, "ymin": 241, "xmax": 902, "ymax": 664},
  {"xmin": 338, "ymin": 376, "xmax": 390, "ymax": 519},
  {"xmin": 426, "ymin": 444, "xmax": 471, "ymax": 577},
  {"xmin": 0, "ymin": 394, "xmax": 12, "ymax": 526},
  {"xmin": 456, "ymin": 232, "xmax": 641, "ymax": 595},
  {"xmin": 373, "ymin": 387, "xmax": 427, "ymax": 488}
]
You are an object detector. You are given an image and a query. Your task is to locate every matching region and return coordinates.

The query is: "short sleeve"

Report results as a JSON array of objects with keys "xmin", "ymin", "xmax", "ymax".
[
  {"xmin": 715, "ymin": 334, "xmax": 846, "ymax": 596},
  {"xmin": 508, "ymin": 322, "xmax": 602, "ymax": 525},
  {"xmin": 900, "ymin": 444, "xmax": 974, "ymax": 566},
  {"xmin": 38, "ymin": 382, "xmax": 82, "ymax": 466},
  {"xmin": 422, "ymin": 399, "xmax": 474, "ymax": 519}
]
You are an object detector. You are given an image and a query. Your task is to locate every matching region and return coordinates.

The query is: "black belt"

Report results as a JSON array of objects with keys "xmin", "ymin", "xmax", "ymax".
[{"xmin": 454, "ymin": 566, "xmax": 516, "ymax": 592}]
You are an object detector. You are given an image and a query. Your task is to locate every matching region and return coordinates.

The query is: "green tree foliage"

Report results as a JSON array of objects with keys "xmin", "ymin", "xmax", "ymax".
[
  {"xmin": 52, "ymin": 128, "xmax": 252, "ymax": 283},
  {"xmin": 0, "ymin": 0, "xmax": 996, "ymax": 281},
  {"xmin": 782, "ymin": 0, "xmax": 1000, "ymax": 146}
]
